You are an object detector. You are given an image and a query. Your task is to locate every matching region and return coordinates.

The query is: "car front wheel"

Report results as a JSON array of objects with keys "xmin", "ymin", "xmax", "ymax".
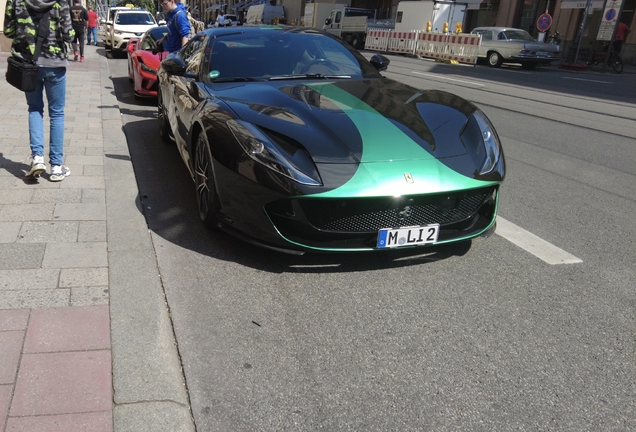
[
  {"xmin": 488, "ymin": 51, "xmax": 503, "ymax": 67},
  {"xmin": 194, "ymin": 133, "xmax": 221, "ymax": 229}
]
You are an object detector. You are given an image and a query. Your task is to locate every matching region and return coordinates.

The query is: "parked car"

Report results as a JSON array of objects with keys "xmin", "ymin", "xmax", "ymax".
[
  {"xmin": 126, "ymin": 27, "xmax": 169, "ymax": 98},
  {"xmin": 106, "ymin": 9, "xmax": 158, "ymax": 57},
  {"xmin": 102, "ymin": 5, "xmax": 131, "ymax": 45},
  {"xmin": 157, "ymin": 27, "xmax": 505, "ymax": 254},
  {"xmin": 471, "ymin": 26, "xmax": 561, "ymax": 69},
  {"xmin": 215, "ymin": 14, "xmax": 239, "ymax": 27}
]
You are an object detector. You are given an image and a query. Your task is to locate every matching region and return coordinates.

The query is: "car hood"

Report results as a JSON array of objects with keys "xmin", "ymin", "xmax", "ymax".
[
  {"xmin": 136, "ymin": 50, "xmax": 167, "ymax": 69},
  {"xmin": 218, "ymin": 79, "xmax": 477, "ymax": 164},
  {"xmin": 116, "ymin": 24, "xmax": 157, "ymax": 34}
]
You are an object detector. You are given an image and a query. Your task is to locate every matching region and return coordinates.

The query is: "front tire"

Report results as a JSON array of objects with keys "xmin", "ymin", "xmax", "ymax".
[
  {"xmin": 194, "ymin": 133, "xmax": 221, "ymax": 229},
  {"xmin": 351, "ymin": 36, "xmax": 359, "ymax": 49},
  {"xmin": 488, "ymin": 51, "xmax": 503, "ymax": 67}
]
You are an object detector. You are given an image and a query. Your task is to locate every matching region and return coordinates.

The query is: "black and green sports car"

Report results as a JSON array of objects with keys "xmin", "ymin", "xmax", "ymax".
[{"xmin": 157, "ymin": 26, "xmax": 505, "ymax": 254}]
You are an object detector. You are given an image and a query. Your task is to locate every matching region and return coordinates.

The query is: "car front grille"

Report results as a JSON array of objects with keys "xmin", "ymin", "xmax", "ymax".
[{"xmin": 297, "ymin": 187, "xmax": 493, "ymax": 233}]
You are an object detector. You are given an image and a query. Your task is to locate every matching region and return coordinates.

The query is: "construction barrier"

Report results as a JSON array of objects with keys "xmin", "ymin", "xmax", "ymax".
[
  {"xmin": 386, "ymin": 31, "xmax": 419, "ymax": 55},
  {"xmin": 416, "ymin": 32, "xmax": 448, "ymax": 61},
  {"xmin": 364, "ymin": 30, "xmax": 481, "ymax": 65},
  {"xmin": 365, "ymin": 28, "xmax": 392, "ymax": 52},
  {"xmin": 443, "ymin": 34, "xmax": 481, "ymax": 64}
]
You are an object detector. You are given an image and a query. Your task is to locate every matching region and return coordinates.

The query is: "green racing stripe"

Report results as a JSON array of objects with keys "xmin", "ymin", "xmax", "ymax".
[{"xmin": 306, "ymin": 83, "xmax": 498, "ymax": 198}]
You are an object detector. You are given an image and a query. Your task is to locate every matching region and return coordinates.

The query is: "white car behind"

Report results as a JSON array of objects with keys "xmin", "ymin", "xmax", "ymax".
[{"xmin": 106, "ymin": 9, "xmax": 157, "ymax": 57}]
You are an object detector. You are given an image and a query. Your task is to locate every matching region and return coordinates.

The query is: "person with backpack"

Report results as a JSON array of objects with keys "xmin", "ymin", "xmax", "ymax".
[
  {"xmin": 3, "ymin": 0, "xmax": 74, "ymax": 181},
  {"xmin": 69, "ymin": 0, "xmax": 88, "ymax": 61},
  {"xmin": 156, "ymin": 0, "xmax": 190, "ymax": 53}
]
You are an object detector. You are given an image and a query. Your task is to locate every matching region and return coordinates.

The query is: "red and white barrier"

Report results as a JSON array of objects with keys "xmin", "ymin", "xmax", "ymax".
[
  {"xmin": 364, "ymin": 29, "xmax": 480, "ymax": 65},
  {"xmin": 444, "ymin": 34, "xmax": 481, "ymax": 64},
  {"xmin": 365, "ymin": 28, "xmax": 391, "ymax": 52},
  {"xmin": 386, "ymin": 31, "xmax": 418, "ymax": 55}
]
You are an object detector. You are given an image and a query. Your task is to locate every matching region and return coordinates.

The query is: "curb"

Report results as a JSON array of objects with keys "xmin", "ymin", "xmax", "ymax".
[{"xmin": 99, "ymin": 53, "xmax": 194, "ymax": 431}]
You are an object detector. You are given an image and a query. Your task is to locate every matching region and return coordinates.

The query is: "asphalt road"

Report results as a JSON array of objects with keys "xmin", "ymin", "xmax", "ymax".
[{"xmin": 109, "ymin": 52, "xmax": 636, "ymax": 431}]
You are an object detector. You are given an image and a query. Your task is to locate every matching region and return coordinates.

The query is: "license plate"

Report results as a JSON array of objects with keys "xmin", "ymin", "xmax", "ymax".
[
  {"xmin": 537, "ymin": 51, "xmax": 548, "ymax": 56},
  {"xmin": 377, "ymin": 224, "xmax": 440, "ymax": 248}
]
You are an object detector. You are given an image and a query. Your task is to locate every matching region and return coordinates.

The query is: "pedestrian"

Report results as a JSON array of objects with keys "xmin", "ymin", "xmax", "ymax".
[
  {"xmin": 613, "ymin": 19, "xmax": 631, "ymax": 55},
  {"xmin": 70, "ymin": 0, "xmax": 88, "ymax": 61},
  {"xmin": 87, "ymin": 6, "xmax": 99, "ymax": 46},
  {"xmin": 216, "ymin": 11, "xmax": 225, "ymax": 27},
  {"xmin": 3, "ymin": 0, "xmax": 74, "ymax": 181},
  {"xmin": 156, "ymin": 0, "xmax": 190, "ymax": 53}
]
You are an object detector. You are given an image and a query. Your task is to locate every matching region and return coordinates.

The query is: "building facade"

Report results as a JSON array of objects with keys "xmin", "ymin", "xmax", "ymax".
[{"xmin": 2, "ymin": 0, "xmax": 634, "ymax": 63}]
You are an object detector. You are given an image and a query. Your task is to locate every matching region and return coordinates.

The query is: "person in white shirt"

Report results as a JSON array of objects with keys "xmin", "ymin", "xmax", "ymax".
[{"xmin": 216, "ymin": 12, "xmax": 225, "ymax": 27}]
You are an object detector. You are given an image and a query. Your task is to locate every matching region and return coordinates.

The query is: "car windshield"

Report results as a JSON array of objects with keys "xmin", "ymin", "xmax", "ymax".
[
  {"xmin": 500, "ymin": 30, "xmax": 535, "ymax": 41},
  {"xmin": 148, "ymin": 26, "xmax": 168, "ymax": 41},
  {"xmin": 116, "ymin": 13, "xmax": 155, "ymax": 25},
  {"xmin": 203, "ymin": 30, "xmax": 380, "ymax": 81},
  {"xmin": 109, "ymin": 8, "xmax": 126, "ymax": 21}
]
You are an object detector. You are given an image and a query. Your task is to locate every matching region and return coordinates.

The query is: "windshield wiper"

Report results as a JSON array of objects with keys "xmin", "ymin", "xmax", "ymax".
[{"xmin": 269, "ymin": 74, "xmax": 351, "ymax": 81}]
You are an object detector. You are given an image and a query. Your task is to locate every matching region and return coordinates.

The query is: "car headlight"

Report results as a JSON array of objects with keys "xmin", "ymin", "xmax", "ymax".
[
  {"xmin": 460, "ymin": 110, "xmax": 502, "ymax": 175},
  {"xmin": 139, "ymin": 61, "xmax": 156, "ymax": 75},
  {"xmin": 227, "ymin": 119, "xmax": 322, "ymax": 186},
  {"xmin": 115, "ymin": 30, "xmax": 123, "ymax": 35}
]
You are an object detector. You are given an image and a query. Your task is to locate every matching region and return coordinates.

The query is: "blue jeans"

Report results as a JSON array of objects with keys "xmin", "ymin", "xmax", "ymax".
[
  {"xmin": 25, "ymin": 67, "xmax": 66, "ymax": 166},
  {"xmin": 88, "ymin": 26, "xmax": 98, "ymax": 45}
]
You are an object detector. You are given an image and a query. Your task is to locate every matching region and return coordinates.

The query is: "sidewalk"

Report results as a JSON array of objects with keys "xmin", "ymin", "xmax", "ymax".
[{"xmin": 0, "ymin": 46, "xmax": 193, "ymax": 431}]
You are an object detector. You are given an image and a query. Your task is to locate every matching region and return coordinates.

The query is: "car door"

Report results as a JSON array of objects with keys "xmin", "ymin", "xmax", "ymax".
[
  {"xmin": 168, "ymin": 35, "xmax": 208, "ymax": 158},
  {"xmin": 473, "ymin": 29, "xmax": 493, "ymax": 57}
]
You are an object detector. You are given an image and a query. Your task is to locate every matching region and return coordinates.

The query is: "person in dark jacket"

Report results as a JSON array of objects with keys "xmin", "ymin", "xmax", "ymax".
[
  {"xmin": 4, "ymin": 0, "xmax": 74, "ymax": 181},
  {"xmin": 70, "ymin": 0, "xmax": 88, "ymax": 61}
]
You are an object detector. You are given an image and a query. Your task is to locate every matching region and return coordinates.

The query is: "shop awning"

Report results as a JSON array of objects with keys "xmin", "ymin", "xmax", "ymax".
[
  {"xmin": 228, "ymin": 1, "xmax": 245, "ymax": 10},
  {"xmin": 239, "ymin": 0, "xmax": 260, "ymax": 11}
]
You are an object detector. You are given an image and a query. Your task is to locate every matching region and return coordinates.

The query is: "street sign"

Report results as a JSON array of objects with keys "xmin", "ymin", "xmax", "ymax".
[
  {"xmin": 597, "ymin": 0, "xmax": 624, "ymax": 40},
  {"xmin": 536, "ymin": 13, "xmax": 552, "ymax": 32}
]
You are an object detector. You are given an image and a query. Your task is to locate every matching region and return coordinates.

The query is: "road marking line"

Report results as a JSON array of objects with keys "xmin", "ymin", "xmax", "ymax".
[
  {"xmin": 496, "ymin": 217, "xmax": 583, "ymax": 265},
  {"xmin": 412, "ymin": 71, "xmax": 486, "ymax": 86},
  {"xmin": 562, "ymin": 77, "xmax": 613, "ymax": 84}
]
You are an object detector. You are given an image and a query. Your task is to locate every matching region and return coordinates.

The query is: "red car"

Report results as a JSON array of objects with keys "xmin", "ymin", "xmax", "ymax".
[{"xmin": 127, "ymin": 27, "xmax": 168, "ymax": 98}]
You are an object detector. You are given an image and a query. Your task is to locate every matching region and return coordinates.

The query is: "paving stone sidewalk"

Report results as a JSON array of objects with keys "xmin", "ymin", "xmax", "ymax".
[{"xmin": 0, "ymin": 45, "xmax": 193, "ymax": 431}]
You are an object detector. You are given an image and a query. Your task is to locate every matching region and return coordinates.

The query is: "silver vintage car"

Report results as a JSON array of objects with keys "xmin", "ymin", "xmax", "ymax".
[{"xmin": 471, "ymin": 27, "xmax": 561, "ymax": 69}]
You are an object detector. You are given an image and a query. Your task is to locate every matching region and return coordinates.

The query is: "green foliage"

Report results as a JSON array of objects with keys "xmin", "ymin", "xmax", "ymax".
[{"xmin": 114, "ymin": 0, "xmax": 156, "ymax": 15}]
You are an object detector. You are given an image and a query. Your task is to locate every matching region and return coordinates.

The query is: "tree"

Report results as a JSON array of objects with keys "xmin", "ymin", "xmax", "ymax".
[{"xmin": 115, "ymin": 0, "xmax": 157, "ymax": 15}]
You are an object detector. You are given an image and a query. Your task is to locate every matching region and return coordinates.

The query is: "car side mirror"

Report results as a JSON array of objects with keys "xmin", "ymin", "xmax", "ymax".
[
  {"xmin": 370, "ymin": 54, "xmax": 390, "ymax": 71},
  {"xmin": 161, "ymin": 55, "xmax": 195, "ymax": 79},
  {"xmin": 152, "ymin": 42, "xmax": 164, "ymax": 55}
]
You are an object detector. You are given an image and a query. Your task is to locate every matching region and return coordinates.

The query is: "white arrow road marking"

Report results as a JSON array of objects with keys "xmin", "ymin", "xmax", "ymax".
[{"xmin": 496, "ymin": 217, "xmax": 583, "ymax": 265}]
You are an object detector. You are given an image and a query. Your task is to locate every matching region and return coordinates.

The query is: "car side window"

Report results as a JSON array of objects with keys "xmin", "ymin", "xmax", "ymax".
[
  {"xmin": 497, "ymin": 32, "xmax": 506, "ymax": 40},
  {"xmin": 141, "ymin": 35, "xmax": 152, "ymax": 50},
  {"xmin": 181, "ymin": 34, "xmax": 207, "ymax": 75}
]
